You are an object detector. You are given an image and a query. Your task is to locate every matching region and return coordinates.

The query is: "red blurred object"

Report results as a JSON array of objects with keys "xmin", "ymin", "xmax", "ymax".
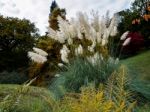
[{"xmin": 122, "ymin": 32, "xmax": 144, "ymax": 54}]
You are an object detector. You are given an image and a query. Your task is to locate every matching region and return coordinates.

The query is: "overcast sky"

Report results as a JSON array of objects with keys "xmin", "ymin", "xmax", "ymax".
[{"xmin": 0, "ymin": 0, "xmax": 134, "ymax": 35}]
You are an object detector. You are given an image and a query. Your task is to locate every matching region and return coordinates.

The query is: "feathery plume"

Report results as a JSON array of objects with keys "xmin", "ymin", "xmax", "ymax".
[
  {"xmin": 122, "ymin": 38, "xmax": 131, "ymax": 46},
  {"xmin": 101, "ymin": 39, "xmax": 108, "ymax": 46},
  {"xmin": 96, "ymin": 32, "xmax": 102, "ymax": 43},
  {"xmin": 67, "ymin": 38, "xmax": 73, "ymax": 45},
  {"xmin": 58, "ymin": 63, "xmax": 64, "ymax": 67},
  {"xmin": 56, "ymin": 31, "xmax": 66, "ymax": 43},
  {"xmin": 33, "ymin": 47, "xmax": 48, "ymax": 56},
  {"xmin": 55, "ymin": 74, "xmax": 60, "ymax": 77},
  {"xmin": 75, "ymin": 44, "xmax": 83, "ymax": 56},
  {"xmin": 60, "ymin": 45, "xmax": 70, "ymax": 63},
  {"xmin": 120, "ymin": 31, "xmax": 129, "ymax": 40},
  {"xmin": 110, "ymin": 26, "xmax": 117, "ymax": 36},
  {"xmin": 88, "ymin": 46, "xmax": 94, "ymax": 52},
  {"xmin": 48, "ymin": 28, "xmax": 66, "ymax": 43},
  {"xmin": 77, "ymin": 31, "xmax": 83, "ymax": 39},
  {"xmin": 28, "ymin": 51, "xmax": 47, "ymax": 63},
  {"xmin": 103, "ymin": 28, "xmax": 109, "ymax": 41},
  {"xmin": 88, "ymin": 40, "xmax": 96, "ymax": 52},
  {"xmin": 87, "ymin": 52, "xmax": 100, "ymax": 65},
  {"xmin": 91, "ymin": 10, "xmax": 100, "ymax": 32}
]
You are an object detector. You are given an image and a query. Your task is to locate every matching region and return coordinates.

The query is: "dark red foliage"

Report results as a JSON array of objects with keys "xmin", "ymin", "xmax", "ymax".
[{"xmin": 122, "ymin": 32, "xmax": 144, "ymax": 55}]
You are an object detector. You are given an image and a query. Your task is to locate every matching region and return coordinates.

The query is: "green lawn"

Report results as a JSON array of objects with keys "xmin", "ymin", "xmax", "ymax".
[
  {"xmin": 0, "ymin": 84, "xmax": 54, "ymax": 112},
  {"xmin": 122, "ymin": 51, "xmax": 150, "ymax": 111},
  {"xmin": 122, "ymin": 50, "xmax": 150, "ymax": 81}
]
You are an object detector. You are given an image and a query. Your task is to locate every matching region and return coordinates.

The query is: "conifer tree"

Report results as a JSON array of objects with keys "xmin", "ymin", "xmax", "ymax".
[
  {"xmin": 49, "ymin": 0, "xmax": 66, "ymax": 30},
  {"xmin": 50, "ymin": 0, "xmax": 58, "ymax": 13}
]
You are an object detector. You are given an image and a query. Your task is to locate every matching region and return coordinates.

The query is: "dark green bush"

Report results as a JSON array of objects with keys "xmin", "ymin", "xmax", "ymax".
[{"xmin": 0, "ymin": 71, "xmax": 28, "ymax": 84}]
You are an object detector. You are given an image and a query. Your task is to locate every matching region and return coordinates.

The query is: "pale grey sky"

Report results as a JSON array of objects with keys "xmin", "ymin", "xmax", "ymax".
[{"xmin": 0, "ymin": 0, "xmax": 134, "ymax": 35}]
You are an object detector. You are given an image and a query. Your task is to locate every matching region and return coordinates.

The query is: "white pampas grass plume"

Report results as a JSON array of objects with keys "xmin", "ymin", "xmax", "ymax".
[
  {"xmin": 101, "ymin": 39, "xmax": 108, "ymax": 46},
  {"xmin": 80, "ymin": 25, "xmax": 86, "ymax": 34},
  {"xmin": 122, "ymin": 38, "xmax": 131, "ymax": 46},
  {"xmin": 69, "ymin": 24, "xmax": 77, "ymax": 38},
  {"xmin": 103, "ymin": 29, "xmax": 109, "ymax": 40},
  {"xmin": 77, "ymin": 31, "xmax": 83, "ymax": 39},
  {"xmin": 110, "ymin": 26, "xmax": 117, "ymax": 36},
  {"xmin": 96, "ymin": 32, "xmax": 102, "ymax": 43},
  {"xmin": 78, "ymin": 44, "xmax": 83, "ymax": 55},
  {"xmin": 33, "ymin": 47, "xmax": 48, "ymax": 56},
  {"xmin": 93, "ymin": 52, "xmax": 100, "ymax": 60},
  {"xmin": 88, "ymin": 41, "xmax": 96, "ymax": 52},
  {"xmin": 67, "ymin": 38, "xmax": 73, "ymax": 45},
  {"xmin": 75, "ymin": 44, "xmax": 83, "ymax": 56},
  {"xmin": 56, "ymin": 31, "xmax": 66, "ymax": 43},
  {"xmin": 88, "ymin": 46, "xmax": 94, "ymax": 52},
  {"xmin": 89, "ymin": 26, "xmax": 97, "ymax": 40},
  {"xmin": 57, "ymin": 16, "xmax": 69, "ymax": 33},
  {"xmin": 28, "ymin": 51, "xmax": 47, "ymax": 63},
  {"xmin": 60, "ymin": 45, "xmax": 70, "ymax": 63},
  {"xmin": 48, "ymin": 28, "xmax": 66, "ymax": 43},
  {"xmin": 120, "ymin": 31, "xmax": 129, "ymax": 40},
  {"xmin": 61, "ymin": 55, "xmax": 69, "ymax": 63},
  {"xmin": 58, "ymin": 63, "xmax": 64, "ymax": 67},
  {"xmin": 87, "ymin": 52, "xmax": 100, "ymax": 65},
  {"xmin": 55, "ymin": 74, "xmax": 60, "ymax": 77}
]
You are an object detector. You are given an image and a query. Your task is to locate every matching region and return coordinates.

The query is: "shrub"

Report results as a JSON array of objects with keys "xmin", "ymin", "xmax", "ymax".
[
  {"xmin": 121, "ymin": 32, "xmax": 144, "ymax": 57},
  {"xmin": 52, "ymin": 66, "xmax": 136, "ymax": 112},
  {"xmin": 0, "ymin": 71, "xmax": 28, "ymax": 84}
]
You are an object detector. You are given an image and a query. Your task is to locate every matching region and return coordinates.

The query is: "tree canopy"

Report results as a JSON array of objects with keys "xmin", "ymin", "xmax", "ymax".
[
  {"xmin": 0, "ymin": 15, "xmax": 39, "ymax": 71},
  {"xmin": 0, "ymin": 15, "xmax": 39, "ymax": 52}
]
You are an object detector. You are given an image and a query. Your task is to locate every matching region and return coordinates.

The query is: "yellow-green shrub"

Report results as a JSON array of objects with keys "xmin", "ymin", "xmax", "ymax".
[{"xmin": 51, "ymin": 66, "xmax": 136, "ymax": 112}]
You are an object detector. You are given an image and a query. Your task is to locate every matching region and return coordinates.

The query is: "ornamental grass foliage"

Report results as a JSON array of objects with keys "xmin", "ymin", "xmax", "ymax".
[
  {"xmin": 28, "ymin": 11, "xmax": 119, "ymax": 86},
  {"xmin": 0, "ymin": 66, "xmax": 136, "ymax": 112},
  {"xmin": 57, "ymin": 57, "xmax": 119, "ymax": 92}
]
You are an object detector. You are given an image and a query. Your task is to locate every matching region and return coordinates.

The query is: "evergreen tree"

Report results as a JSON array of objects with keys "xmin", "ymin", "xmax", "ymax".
[
  {"xmin": 48, "ymin": 0, "xmax": 66, "ymax": 30},
  {"xmin": 50, "ymin": 0, "xmax": 58, "ymax": 13}
]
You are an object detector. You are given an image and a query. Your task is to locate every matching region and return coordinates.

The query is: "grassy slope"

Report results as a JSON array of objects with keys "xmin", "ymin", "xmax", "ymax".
[
  {"xmin": 122, "ymin": 50, "xmax": 150, "ymax": 81},
  {"xmin": 122, "ymin": 50, "xmax": 150, "ymax": 111},
  {"xmin": 0, "ymin": 84, "xmax": 54, "ymax": 112}
]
